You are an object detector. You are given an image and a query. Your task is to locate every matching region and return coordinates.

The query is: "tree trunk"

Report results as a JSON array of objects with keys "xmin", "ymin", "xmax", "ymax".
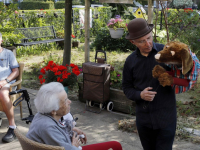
[
  {"xmin": 148, "ymin": 0, "xmax": 153, "ymax": 24},
  {"xmin": 63, "ymin": 0, "xmax": 72, "ymax": 65},
  {"xmin": 84, "ymin": 0, "xmax": 90, "ymax": 62}
]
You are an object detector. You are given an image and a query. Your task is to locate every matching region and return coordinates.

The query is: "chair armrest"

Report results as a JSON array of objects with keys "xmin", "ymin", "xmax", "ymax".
[{"xmin": 9, "ymin": 80, "xmax": 22, "ymax": 91}]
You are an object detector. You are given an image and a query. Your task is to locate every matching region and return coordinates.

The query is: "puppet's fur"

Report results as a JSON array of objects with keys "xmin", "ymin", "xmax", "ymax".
[{"xmin": 152, "ymin": 41, "xmax": 193, "ymax": 87}]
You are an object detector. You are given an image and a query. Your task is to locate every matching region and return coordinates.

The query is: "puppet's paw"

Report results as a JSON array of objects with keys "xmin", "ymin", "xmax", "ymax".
[
  {"xmin": 158, "ymin": 73, "xmax": 173, "ymax": 87},
  {"xmin": 152, "ymin": 65, "xmax": 166, "ymax": 78}
]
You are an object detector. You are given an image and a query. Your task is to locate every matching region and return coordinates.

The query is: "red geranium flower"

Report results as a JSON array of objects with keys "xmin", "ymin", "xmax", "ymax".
[
  {"xmin": 39, "ymin": 75, "xmax": 43, "ymax": 79},
  {"xmin": 40, "ymin": 68, "xmax": 46, "ymax": 74},
  {"xmin": 52, "ymin": 67, "xmax": 58, "ymax": 72},
  {"xmin": 71, "ymin": 34, "xmax": 75, "ymax": 38},
  {"xmin": 39, "ymin": 61, "xmax": 81, "ymax": 87}
]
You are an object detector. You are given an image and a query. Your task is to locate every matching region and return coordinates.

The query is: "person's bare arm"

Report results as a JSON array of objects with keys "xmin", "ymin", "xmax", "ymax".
[{"xmin": 0, "ymin": 68, "xmax": 19, "ymax": 88}]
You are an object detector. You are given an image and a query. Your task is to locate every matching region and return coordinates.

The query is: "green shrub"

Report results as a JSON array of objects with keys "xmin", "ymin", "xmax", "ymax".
[
  {"xmin": 1, "ymin": 32, "xmax": 25, "ymax": 47},
  {"xmin": 154, "ymin": 9, "xmax": 200, "ymax": 57},
  {"xmin": 55, "ymin": 0, "xmax": 82, "ymax": 9},
  {"xmin": 91, "ymin": 27, "xmax": 136, "ymax": 52},
  {"xmin": 0, "ymin": 2, "xmax": 18, "ymax": 28},
  {"xmin": 16, "ymin": 43, "xmax": 58, "ymax": 57},
  {"xmin": 55, "ymin": 1, "xmax": 65, "ymax": 9},
  {"xmin": 72, "ymin": 0, "xmax": 82, "ymax": 5},
  {"xmin": 110, "ymin": 70, "xmax": 122, "ymax": 89},
  {"xmin": 90, "ymin": 7, "xmax": 112, "ymax": 37},
  {"xmin": 23, "ymin": 0, "xmax": 54, "ymax": 2},
  {"xmin": 20, "ymin": 1, "xmax": 54, "ymax": 10},
  {"xmin": 72, "ymin": 7, "xmax": 112, "ymax": 42}
]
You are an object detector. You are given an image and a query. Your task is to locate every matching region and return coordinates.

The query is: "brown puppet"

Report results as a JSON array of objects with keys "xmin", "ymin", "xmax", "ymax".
[{"xmin": 152, "ymin": 41, "xmax": 200, "ymax": 93}]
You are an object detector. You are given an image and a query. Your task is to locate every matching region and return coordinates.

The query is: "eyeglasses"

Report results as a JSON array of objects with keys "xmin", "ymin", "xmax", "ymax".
[{"xmin": 133, "ymin": 36, "xmax": 153, "ymax": 46}]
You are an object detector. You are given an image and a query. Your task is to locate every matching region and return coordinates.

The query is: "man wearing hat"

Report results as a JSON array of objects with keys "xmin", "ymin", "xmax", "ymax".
[{"xmin": 122, "ymin": 18, "xmax": 176, "ymax": 150}]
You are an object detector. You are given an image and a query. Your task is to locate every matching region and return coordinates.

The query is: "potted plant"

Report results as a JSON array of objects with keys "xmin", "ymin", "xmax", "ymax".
[
  {"xmin": 72, "ymin": 38, "xmax": 80, "ymax": 48},
  {"xmin": 107, "ymin": 15, "xmax": 127, "ymax": 39},
  {"xmin": 38, "ymin": 61, "xmax": 81, "ymax": 93}
]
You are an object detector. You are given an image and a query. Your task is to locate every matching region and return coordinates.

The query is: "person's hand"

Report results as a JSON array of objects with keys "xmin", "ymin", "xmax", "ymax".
[
  {"xmin": 0, "ymin": 80, "xmax": 7, "ymax": 89},
  {"xmin": 79, "ymin": 132, "xmax": 87, "ymax": 144},
  {"xmin": 71, "ymin": 132, "xmax": 80, "ymax": 148},
  {"xmin": 73, "ymin": 127, "xmax": 87, "ymax": 144},
  {"xmin": 140, "ymin": 87, "xmax": 157, "ymax": 101}
]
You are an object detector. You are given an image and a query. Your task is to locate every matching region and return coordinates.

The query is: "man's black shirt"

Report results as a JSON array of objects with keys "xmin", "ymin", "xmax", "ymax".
[{"xmin": 122, "ymin": 42, "xmax": 176, "ymax": 129}]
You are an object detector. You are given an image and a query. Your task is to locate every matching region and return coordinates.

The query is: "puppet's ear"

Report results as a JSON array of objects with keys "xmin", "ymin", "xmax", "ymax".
[
  {"xmin": 170, "ymin": 51, "xmax": 175, "ymax": 56},
  {"xmin": 181, "ymin": 48, "xmax": 193, "ymax": 75}
]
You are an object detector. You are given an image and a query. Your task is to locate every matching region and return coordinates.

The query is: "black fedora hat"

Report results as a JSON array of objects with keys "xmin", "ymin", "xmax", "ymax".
[{"xmin": 125, "ymin": 18, "xmax": 153, "ymax": 40}]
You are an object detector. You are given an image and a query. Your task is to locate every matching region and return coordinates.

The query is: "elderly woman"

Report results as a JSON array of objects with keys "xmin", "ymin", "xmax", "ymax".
[{"xmin": 27, "ymin": 82, "xmax": 122, "ymax": 150}]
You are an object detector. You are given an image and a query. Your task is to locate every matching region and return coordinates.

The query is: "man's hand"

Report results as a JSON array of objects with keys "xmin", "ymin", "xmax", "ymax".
[
  {"xmin": 0, "ymin": 80, "xmax": 7, "ymax": 89},
  {"xmin": 140, "ymin": 87, "xmax": 157, "ymax": 101}
]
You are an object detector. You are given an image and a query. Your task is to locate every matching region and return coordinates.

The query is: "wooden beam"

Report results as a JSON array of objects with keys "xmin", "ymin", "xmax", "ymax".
[
  {"xmin": 63, "ymin": 0, "xmax": 72, "ymax": 65},
  {"xmin": 84, "ymin": 0, "xmax": 90, "ymax": 62}
]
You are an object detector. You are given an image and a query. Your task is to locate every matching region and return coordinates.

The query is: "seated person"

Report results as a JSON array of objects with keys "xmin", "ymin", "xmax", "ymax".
[
  {"xmin": 27, "ymin": 82, "xmax": 122, "ymax": 150},
  {"xmin": 0, "ymin": 32, "xmax": 19, "ymax": 143}
]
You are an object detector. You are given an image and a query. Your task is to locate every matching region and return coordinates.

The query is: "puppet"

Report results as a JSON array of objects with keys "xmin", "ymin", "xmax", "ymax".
[{"xmin": 152, "ymin": 41, "xmax": 200, "ymax": 93}]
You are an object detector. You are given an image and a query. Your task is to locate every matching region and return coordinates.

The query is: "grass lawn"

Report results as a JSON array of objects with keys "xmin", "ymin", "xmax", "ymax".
[{"xmin": 17, "ymin": 44, "xmax": 131, "ymax": 90}]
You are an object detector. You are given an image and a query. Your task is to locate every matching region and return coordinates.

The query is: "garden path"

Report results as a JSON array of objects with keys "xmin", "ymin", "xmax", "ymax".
[
  {"xmin": 2, "ymin": 50, "xmax": 197, "ymax": 149},
  {"xmin": 0, "ymin": 87, "xmax": 199, "ymax": 150}
]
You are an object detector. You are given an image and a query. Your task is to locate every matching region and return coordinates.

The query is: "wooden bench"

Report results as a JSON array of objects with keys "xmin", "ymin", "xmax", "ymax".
[{"xmin": 14, "ymin": 26, "xmax": 64, "ymax": 46}]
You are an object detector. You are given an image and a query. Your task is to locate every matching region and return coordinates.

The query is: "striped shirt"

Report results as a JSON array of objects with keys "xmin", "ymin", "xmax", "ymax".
[{"xmin": 167, "ymin": 49, "xmax": 200, "ymax": 94}]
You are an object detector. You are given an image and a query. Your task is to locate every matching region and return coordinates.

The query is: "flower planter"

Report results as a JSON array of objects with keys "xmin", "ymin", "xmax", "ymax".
[
  {"xmin": 78, "ymin": 82, "xmax": 136, "ymax": 114},
  {"xmin": 72, "ymin": 41, "xmax": 79, "ymax": 48},
  {"xmin": 109, "ymin": 28, "xmax": 124, "ymax": 39},
  {"xmin": 56, "ymin": 40, "xmax": 64, "ymax": 49}
]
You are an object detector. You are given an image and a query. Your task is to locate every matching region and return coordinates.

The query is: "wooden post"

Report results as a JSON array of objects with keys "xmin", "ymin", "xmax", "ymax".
[
  {"xmin": 148, "ymin": 0, "xmax": 153, "ymax": 24},
  {"xmin": 84, "ymin": 0, "xmax": 90, "ymax": 62},
  {"xmin": 63, "ymin": 0, "xmax": 72, "ymax": 65}
]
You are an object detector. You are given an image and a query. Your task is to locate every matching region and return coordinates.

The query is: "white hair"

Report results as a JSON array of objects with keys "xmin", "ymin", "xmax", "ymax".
[
  {"xmin": 0, "ymin": 32, "xmax": 2, "ymax": 40},
  {"xmin": 34, "ymin": 82, "xmax": 65, "ymax": 114}
]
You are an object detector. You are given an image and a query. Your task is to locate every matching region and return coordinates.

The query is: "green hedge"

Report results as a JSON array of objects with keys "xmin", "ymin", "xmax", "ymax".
[
  {"xmin": 55, "ymin": 1, "xmax": 65, "ymax": 9},
  {"xmin": 20, "ymin": 1, "xmax": 54, "ymax": 10},
  {"xmin": 23, "ymin": 0, "xmax": 54, "ymax": 1},
  {"xmin": 55, "ymin": 0, "xmax": 82, "ymax": 9}
]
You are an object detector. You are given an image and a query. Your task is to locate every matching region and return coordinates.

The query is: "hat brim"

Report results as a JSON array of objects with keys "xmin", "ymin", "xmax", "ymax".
[{"xmin": 125, "ymin": 24, "xmax": 154, "ymax": 40}]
